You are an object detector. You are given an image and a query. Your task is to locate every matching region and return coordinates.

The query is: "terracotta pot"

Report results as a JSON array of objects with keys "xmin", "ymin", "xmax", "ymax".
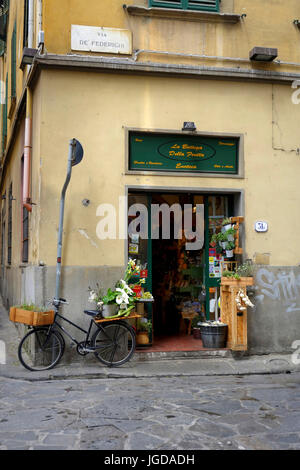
[
  {"xmin": 136, "ymin": 332, "xmax": 149, "ymax": 345},
  {"xmin": 136, "ymin": 302, "xmax": 145, "ymax": 315}
]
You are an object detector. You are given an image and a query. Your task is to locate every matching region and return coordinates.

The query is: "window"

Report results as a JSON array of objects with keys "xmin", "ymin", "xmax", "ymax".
[
  {"xmin": 149, "ymin": 0, "xmax": 219, "ymax": 12},
  {"xmin": 7, "ymin": 182, "xmax": 12, "ymax": 265}
]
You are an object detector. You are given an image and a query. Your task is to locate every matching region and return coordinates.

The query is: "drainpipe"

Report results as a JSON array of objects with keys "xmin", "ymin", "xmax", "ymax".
[
  {"xmin": 23, "ymin": 87, "xmax": 32, "ymax": 212},
  {"xmin": 28, "ymin": 0, "xmax": 34, "ymax": 48},
  {"xmin": 36, "ymin": 0, "xmax": 43, "ymax": 49},
  {"xmin": 23, "ymin": 0, "xmax": 34, "ymax": 212}
]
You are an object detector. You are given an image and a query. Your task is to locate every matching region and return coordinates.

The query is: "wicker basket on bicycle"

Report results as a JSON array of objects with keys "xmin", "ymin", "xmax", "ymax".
[{"xmin": 9, "ymin": 307, "xmax": 55, "ymax": 326}]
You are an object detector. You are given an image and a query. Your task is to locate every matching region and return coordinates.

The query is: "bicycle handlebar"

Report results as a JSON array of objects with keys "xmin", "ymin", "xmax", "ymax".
[{"xmin": 52, "ymin": 298, "xmax": 69, "ymax": 306}]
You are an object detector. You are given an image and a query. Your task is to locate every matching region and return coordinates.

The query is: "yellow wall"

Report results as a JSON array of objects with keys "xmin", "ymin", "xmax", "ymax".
[
  {"xmin": 2, "ymin": 0, "xmax": 300, "ymax": 271},
  {"xmin": 37, "ymin": 69, "xmax": 300, "ymax": 268},
  {"xmin": 43, "ymin": 0, "xmax": 300, "ymax": 73}
]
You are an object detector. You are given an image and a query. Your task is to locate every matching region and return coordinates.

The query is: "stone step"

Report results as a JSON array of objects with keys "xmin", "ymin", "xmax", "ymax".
[{"xmin": 132, "ymin": 348, "xmax": 232, "ymax": 362}]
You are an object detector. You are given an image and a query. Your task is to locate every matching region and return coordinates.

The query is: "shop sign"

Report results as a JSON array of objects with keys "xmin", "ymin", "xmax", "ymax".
[
  {"xmin": 71, "ymin": 25, "xmax": 132, "ymax": 55},
  {"xmin": 129, "ymin": 132, "xmax": 239, "ymax": 174}
]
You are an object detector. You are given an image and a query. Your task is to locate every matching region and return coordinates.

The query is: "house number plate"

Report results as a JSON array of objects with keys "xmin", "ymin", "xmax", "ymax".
[{"xmin": 255, "ymin": 221, "xmax": 268, "ymax": 232}]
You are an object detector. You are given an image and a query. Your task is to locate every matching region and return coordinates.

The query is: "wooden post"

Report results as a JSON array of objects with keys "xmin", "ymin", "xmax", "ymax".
[
  {"xmin": 230, "ymin": 216, "xmax": 244, "ymax": 255},
  {"xmin": 220, "ymin": 277, "xmax": 253, "ymax": 351}
]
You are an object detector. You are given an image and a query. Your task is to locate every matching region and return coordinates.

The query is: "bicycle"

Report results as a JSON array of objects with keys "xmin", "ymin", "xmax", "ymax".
[{"xmin": 18, "ymin": 298, "xmax": 138, "ymax": 372}]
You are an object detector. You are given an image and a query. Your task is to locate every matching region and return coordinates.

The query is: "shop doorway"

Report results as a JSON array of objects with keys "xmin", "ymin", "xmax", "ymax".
[{"xmin": 127, "ymin": 191, "xmax": 234, "ymax": 350}]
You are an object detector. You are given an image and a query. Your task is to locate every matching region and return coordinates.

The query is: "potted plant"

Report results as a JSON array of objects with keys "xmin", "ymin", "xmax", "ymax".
[
  {"xmin": 225, "ymin": 226, "xmax": 236, "ymax": 242},
  {"xmin": 221, "ymin": 261, "xmax": 254, "ymax": 287},
  {"xmin": 225, "ymin": 241, "xmax": 235, "ymax": 258},
  {"xmin": 199, "ymin": 320, "xmax": 228, "ymax": 348},
  {"xmin": 9, "ymin": 304, "xmax": 55, "ymax": 326},
  {"xmin": 136, "ymin": 318, "xmax": 152, "ymax": 345},
  {"xmin": 217, "ymin": 232, "xmax": 228, "ymax": 249},
  {"xmin": 209, "ymin": 233, "xmax": 218, "ymax": 248},
  {"xmin": 221, "ymin": 218, "xmax": 232, "ymax": 232}
]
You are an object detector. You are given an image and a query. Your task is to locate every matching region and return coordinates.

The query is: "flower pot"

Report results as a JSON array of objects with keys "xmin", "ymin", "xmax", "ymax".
[
  {"xmin": 227, "ymin": 234, "xmax": 234, "ymax": 242},
  {"xmin": 219, "ymin": 242, "xmax": 226, "ymax": 249},
  {"xmin": 193, "ymin": 327, "xmax": 201, "ymax": 340},
  {"xmin": 136, "ymin": 332, "xmax": 149, "ymax": 345},
  {"xmin": 222, "ymin": 224, "xmax": 232, "ymax": 232},
  {"xmin": 102, "ymin": 303, "xmax": 118, "ymax": 318},
  {"xmin": 200, "ymin": 324, "xmax": 228, "ymax": 348},
  {"xmin": 226, "ymin": 250, "xmax": 234, "ymax": 258},
  {"xmin": 136, "ymin": 302, "xmax": 145, "ymax": 315}
]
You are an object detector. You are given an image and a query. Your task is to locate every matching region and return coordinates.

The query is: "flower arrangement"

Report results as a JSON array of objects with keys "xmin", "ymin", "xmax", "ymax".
[{"xmin": 88, "ymin": 259, "xmax": 151, "ymax": 319}]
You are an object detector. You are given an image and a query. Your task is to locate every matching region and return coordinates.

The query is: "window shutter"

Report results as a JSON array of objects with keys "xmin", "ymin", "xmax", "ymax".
[
  {"xmin": 150, "ymin": 0, "xmax": 182, "ymax": 8},
  {"xmin": 187, "ymin": 0, "xmax": 219, "ymax": 12},
  {"xmin": 149, "ymin": 1, "xmax": 219, "ymax": 11}
]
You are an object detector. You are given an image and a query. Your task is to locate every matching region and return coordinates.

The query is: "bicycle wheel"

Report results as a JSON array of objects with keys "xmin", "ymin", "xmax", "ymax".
[
  {"xmin": 18, "ymin": 327, "xmax": 65, "ymax": 371},
  {"xmin": 92, "ymin": 320, "xmax": 136, "ymax": 367}
]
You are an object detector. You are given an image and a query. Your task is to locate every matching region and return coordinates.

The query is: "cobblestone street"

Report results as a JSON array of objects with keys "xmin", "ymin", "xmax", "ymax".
[{"xmin": 0, "ymin": 372, "xmax": 299, "ymax": 451}]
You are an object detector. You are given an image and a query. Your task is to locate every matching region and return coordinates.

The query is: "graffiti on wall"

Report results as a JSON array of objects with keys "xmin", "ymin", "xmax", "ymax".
[{"xmin": 255, "ymin": 268, "xmax": 300, "ymax": 313}]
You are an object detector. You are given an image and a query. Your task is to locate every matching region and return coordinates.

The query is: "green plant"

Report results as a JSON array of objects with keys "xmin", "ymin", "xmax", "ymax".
[
  {"xmin": 225, "ymin": 227, "xmax": 236, "ymax": 236},
  {"xmin": 217, "ymin": 232, "xmax": 227, "ymax": 242},
  {"xmin": 102, "ymin": 288, "xmax": 119, "ymax": 305},
  {"xmin": 236, "ymin": 260, "xmax": 254, "ymax": 278},
  {"xmin": 137, "ymin": 319, "xmax": 152, "ymax": 335},
  {"xmin": 222, "ymin": 218, "xmax": 231, "ymax": 226},
  {"xmin": 222, "ymin": 270, "xmax": 241, "ymax": 279},
  {"xmin": 210, "ymin": 233, "xmax": 218, "ymax": 245},
  {"xmin": 15, "ymin": 304, "xmax": 50, "ymax": 312},
  {"xmin": 225, "ymin": 241, "xmax": 235, "ymax": 251}
]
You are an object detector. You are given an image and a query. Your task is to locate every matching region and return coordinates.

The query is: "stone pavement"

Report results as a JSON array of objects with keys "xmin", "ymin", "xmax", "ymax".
[
  {"xmin": 0, "ymin": 372, "xmax": 300, "ymax": 450},
  {"xmin": 1, "ymin": 299, "xmax": 300, "ymax": 381}
]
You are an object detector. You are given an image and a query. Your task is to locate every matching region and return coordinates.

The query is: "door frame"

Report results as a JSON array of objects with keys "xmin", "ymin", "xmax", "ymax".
[{"xmin": 126, "ymin": 186, "xmax": 244, "ymax": 326}]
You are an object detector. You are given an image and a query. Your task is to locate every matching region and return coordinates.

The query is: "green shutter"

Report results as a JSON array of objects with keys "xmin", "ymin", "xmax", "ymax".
[
  {"xmin": 149, "ymin": 0, "xmax": 219, "ymax": 11},
  {"xmin": 11, "ymin": 21, "xmax": 16, "ymax": 98}
]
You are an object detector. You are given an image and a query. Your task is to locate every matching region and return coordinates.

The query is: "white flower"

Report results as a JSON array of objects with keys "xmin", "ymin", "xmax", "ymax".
[
  {"xmin": 115, "ymin": 288, "xmax": 129, "ymax": 305},
  {"xmin": 119, "ymin": 279, "xmax": 134, "ymax": 294},
  {"xmin": 88, "ymin": 291, "xmax": 98, "ymax": 303}
]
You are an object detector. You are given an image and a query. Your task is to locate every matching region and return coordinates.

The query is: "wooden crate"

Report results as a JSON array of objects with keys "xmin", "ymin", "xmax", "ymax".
[
  {"xmin": 9, "ymin": 307, "xmax": 55, "ymax": 326},
  {"xmin": 221, "ymin": 277, "xmax": 254, "ymax": 287},
  {"xmin": 94, "ymin": 312, "xmax": 142, "ymax": 323},
  {"xmin": 220, "ymin": 282, "xmax": 251, "ymax": 351}
]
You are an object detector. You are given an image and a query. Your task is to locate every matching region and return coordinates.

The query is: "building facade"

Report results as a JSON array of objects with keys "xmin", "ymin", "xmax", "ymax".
[{"xmin": 1, "ymin": 0, "xmax": 300, "ymax": 355}]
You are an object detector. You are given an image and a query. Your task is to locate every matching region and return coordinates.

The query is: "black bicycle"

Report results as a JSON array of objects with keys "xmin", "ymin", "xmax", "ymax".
[{"xmin": 18, "ymin": 298, "xmax": 136, "ymax": 372}]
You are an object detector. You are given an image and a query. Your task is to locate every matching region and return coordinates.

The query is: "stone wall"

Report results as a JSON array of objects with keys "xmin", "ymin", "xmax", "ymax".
[{"xmin": 248, "ymin": 266, "xmax": 300, "ymax": 354}]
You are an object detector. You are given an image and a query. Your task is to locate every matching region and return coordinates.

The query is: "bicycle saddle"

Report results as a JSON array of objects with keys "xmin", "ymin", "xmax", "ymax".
[{"xmin": 84, "ymin": 310, "xmax": 100, "ymax": 317}]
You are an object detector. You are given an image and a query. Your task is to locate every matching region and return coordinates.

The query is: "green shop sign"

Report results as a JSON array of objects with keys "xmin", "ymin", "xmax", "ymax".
[{"xmin": 129, "ymin": 132, "xmax": 239, "ymax": 174}]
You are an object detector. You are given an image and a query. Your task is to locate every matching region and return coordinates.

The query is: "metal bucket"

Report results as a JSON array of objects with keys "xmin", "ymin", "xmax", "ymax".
[{"xmin": 200, "ymin": 324, "xmax": 228, "ymax": 348}]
